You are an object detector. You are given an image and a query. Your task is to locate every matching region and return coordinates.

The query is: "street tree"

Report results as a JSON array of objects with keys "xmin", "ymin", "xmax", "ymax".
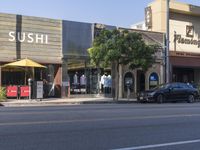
[{"xmin": 88, "ymin": 29, "xmax": 158, "ymax": 100}]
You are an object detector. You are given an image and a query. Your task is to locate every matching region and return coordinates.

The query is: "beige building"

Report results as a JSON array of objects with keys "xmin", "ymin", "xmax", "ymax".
[
  {"xmin": 118, "ymin": 28, "xmax": 165, "ymax": 98},
  {"xmin": 146, "ymin": 0, "xmax": 200, "ymax": 84}
]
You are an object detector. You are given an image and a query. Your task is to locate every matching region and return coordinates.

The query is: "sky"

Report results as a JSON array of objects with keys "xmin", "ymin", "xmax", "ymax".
[{"xmin": 0, "ymin": 0, "xmax": 199, "ymax": 28}]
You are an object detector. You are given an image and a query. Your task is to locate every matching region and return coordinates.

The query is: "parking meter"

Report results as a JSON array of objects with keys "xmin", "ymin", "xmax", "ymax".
[
  {"xmin": 125, "ymin": 80, "xmax": 132, "ymax": 100},
  {"xmin": 28, "ymin": 78, "xmax": 32, "ymax": 100}
]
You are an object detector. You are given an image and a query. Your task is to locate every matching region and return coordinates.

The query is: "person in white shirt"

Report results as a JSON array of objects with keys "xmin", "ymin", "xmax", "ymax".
[{"xmin": 100, "ymin": 73, "xmax": 107, "ymax": 93}]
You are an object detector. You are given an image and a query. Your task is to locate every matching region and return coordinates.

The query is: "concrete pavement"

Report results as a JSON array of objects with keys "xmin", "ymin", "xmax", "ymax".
[{"xmin": 0, "ymin": 96, "xmax": 137, "ymax": 107}]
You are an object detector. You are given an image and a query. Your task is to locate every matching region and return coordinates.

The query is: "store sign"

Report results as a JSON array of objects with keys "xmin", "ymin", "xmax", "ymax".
[
  {"xmin": 186, "ymin": 25, "xmax": 194, "ymax": 37},
  {"xmin": 36, "ymin": 81, "xmax": 43, "ymax": 99},
  {"xmin": 175, "ymin": 26, "xmax": 200, "ymax": 48},
  {"xmin": 149, "ymin": 73, "xmax": 158, "ymax": 86},
  {"xmin": 8, "ymin": 31, "xmax": 48, "ymax": 44},
  {"xmin": 145, "ymin": 6, "xmax": 152, "ymax": 28}
]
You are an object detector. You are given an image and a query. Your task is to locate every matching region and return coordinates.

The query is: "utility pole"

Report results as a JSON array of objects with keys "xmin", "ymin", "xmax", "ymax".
[{"xmin": 166, "ymin": 0, "xmax": 170, "ymax": 83}]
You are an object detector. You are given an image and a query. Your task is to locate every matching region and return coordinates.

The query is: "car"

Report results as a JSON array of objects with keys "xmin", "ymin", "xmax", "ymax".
[{"xmin": 137, "ymin": 82, "xmax": 199, "ymax": 103}]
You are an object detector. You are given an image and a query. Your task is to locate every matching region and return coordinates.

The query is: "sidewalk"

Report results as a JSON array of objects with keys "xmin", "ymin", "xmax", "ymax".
[{"xmin": 0, "ymin": 97, "xmax": 137, "ymax": 107}]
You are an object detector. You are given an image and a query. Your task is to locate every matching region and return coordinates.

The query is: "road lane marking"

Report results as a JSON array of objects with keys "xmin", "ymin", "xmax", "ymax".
[
  {"xmin": 112, "ymin": 139, "xmax": 200, "ymax": 150},
  {"xmin": 1, "ymin": 113, "xmax": 200, "ymax": 126}
]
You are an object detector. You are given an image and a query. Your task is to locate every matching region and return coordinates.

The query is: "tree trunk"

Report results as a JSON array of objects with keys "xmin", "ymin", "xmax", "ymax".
[
  {"xmin": 111, "ymin": 61, "xmax": 116, "ymax": 101},
  {"xmin": 116, "ymin": 62, "xmax": 119, "ymax": 101}
]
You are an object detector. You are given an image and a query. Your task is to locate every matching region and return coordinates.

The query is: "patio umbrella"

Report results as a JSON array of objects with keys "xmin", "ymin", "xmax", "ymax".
[
  {"xmin": 2, "ymin": 58, "xmax": 46, "ymax": 68},
  {"xmin": 2, "ymin": 58, "xmax": 46, "ymax": 85}
]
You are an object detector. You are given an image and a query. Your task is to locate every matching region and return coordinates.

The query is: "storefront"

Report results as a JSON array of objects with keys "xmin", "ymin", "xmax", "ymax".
[
  {"xmin": 0, "ymin": 13, "xmax": 113, "ymax": 98},
  {"xmin": 0, "ymin": 12, "xmax": 165, "ymax": 99},
  {"xmin": 0, "ymin": 13, "xmax": 62, "ymax": 98},
  {"xmin": 111, "ymin": 28, "xmax": 165, "ymax": 98},
  {"xmin": 61, "ymin": 21, "xmax": 100, "ymax": 97},
  {"xmin": 146, "ymin": 0, "xmax": 200, "ymax": 85}
]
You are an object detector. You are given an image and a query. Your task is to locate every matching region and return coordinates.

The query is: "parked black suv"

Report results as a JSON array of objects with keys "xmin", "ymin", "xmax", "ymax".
[{"xmin": 137, "ymin": 82, "xmax": 199, "ymax": 103}]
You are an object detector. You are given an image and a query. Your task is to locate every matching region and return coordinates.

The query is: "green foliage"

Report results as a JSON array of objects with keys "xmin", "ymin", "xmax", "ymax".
[
  {"xmin": 88, "ymin": 29, "xmax": 157, "ymax": 71},
  {"xmin": 0, "ymin": 87, "xmax": 6, "ymax": 101},
  {"xmin": 88, "ymin": 28, "xmax": 158, "ymax": 100}
]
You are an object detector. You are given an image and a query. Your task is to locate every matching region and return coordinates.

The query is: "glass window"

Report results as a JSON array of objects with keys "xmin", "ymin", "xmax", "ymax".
[
  {"xmin": 124, "ymin": 72, "xmax": 134, "ymax": 92},
  {"xmin": 67, "ymin": 59, "xmax": 99, "ymax": 95}
]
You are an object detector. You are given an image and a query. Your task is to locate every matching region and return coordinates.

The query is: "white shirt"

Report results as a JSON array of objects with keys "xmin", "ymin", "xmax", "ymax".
[
  {"xmin": 80, "ymin": 75, "xmax": 86, "ymax": 85},
  {"xmin": 101, "ymin": 75, "xmax": 106, "ymax": 85},
  {"xmin": 73, "ymin": 74, "xmax": 78, "ymax": 84}
]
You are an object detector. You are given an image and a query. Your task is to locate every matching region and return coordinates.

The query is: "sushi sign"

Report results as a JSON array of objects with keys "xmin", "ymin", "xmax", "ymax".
[{"xmin": 8, "ymin": 31, "xmax": 49, "ymax": 44}]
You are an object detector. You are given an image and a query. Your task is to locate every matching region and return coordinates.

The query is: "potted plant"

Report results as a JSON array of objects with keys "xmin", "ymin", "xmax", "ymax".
[{"xmin": 0, "ymin": 87, "xmax": 6, "ymax": 102}]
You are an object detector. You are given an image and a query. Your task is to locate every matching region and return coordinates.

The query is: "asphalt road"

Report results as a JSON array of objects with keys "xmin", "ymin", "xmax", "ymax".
[{"xmin": 1, "ymin": 103, "xmax": 200, "ymax": 150}]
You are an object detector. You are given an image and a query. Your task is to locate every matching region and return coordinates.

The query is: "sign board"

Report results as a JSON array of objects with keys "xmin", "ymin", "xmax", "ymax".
[
  {"xmin": 145, "ymin": 6, "xmax": 152, "ymax": 28},
  {"xmin": 36, "ymin": 81, "xmax": 43, "ymax": 99},
  {"xmin": 20, "ymin": 86, "xmax": 29, "ymax": 97},
  {"xmin": 6, "ymin": 86, "xmax": 18, "ymax": 97},
  {"xmin": 8, "ymin": 31, "xmax": 48, "ymax": 44},
  {"xmin": 149, "ymin": 73, "xmax": 159, "ymax": 87}
]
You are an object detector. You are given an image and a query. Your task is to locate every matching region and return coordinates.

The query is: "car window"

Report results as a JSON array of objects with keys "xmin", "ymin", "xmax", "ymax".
[
  {"xmin": 171, "ymin": 83, "xmax": 179, "ymax": 89},
  {"xmin": 186, "ymin": 83, "xmax": 197, "ymax": 89},
  {"xmin": 179, "ymin": 83, "xmax": 188, "ymax": 88},
  {"xmin": 181, "ymin": 83, "xmax": 192, "ymax": 89},
  {"xmin": 153, "ymin": 83, "xmax": 170, "ymax": 90}
]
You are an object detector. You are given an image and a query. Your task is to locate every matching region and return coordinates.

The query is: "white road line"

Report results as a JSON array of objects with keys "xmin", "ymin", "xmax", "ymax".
[{"xmin": 112, "ymin": 139, "xmax": 200, "ymax": 150}]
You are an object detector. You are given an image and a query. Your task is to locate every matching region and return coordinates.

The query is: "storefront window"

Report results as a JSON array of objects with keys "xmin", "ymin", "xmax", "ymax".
[
  {"xmin": 67, "ymin": 59, "xmax": 98, "ymax": 95},
  {"xmin": 124, "ymin": 72, "xmax": 134, "ymax": 92},
  {"xmin": 149, "ymin": 72, "xmax": 159, "ymax": 89},
  {"xmin": 2, "ymin": 69, "xmax": 25, "ymax": 85},
  {"xmin": 41, "ymin": 64, "xmax": 60, "ymax": 98}
]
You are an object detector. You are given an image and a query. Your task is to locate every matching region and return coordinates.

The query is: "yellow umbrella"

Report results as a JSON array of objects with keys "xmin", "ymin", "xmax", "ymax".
[
  {"xmin": 2, "ymin": 58, "xmax": 46, "ymax": 85},
  {"xmin": 2, "ymin": 58, "xmax": 46, "ymax": 68}
]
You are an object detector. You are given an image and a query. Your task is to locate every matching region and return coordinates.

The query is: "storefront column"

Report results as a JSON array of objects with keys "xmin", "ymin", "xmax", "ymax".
[
  {"xmin": 160, "ymin": 63, "xmax": 164, "ymax": 84},
  {"xmin": 61, "ymin": 59, "xmax": 69, "ymax": 98}
]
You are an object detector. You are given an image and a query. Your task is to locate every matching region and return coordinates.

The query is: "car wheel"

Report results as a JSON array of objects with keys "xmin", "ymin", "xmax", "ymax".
[
  {"xmin": 157, "ymin": 94, "xmax": 164, "ymax": 104},
  {"xmin": 188, "ymin": 94, "xmax": 195, "ymax": 103}
]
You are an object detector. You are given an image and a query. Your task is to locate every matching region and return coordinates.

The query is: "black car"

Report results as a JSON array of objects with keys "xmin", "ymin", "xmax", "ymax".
[{"xmin": 137, "ymin": 82, "xmax": 199, "ymax": 103}]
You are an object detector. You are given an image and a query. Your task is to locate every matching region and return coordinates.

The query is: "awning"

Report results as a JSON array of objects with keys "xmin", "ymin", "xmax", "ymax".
[{"xmin": 170, "ymin": 56, "xmax": 200, "ymax": 67}]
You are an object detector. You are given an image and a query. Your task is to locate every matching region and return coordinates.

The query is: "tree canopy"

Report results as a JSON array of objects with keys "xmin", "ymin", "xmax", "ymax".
[{"xmin": 88, "ymin": 29, "xmax": 158, "ymax": 71}]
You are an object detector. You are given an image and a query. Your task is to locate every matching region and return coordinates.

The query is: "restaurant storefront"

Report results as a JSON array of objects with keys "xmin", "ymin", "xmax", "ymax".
[
  {"xmin": 0, "ymin": 13, "xmax": 102, "ymax": 98},
  {"xmin": 0, "ymin": 13, "xmax": 62, "ymax": 98}
]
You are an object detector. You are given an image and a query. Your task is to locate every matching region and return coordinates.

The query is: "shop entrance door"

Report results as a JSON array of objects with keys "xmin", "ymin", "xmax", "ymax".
[{"xmin": 137, "ymin": 70, "xmax": 145, "ymax": 92}]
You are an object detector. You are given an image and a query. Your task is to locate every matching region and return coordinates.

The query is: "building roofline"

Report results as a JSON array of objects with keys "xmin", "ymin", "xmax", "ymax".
[
  {"xmin": 118, "ymin": 27, "xmax": 165, "ymax": 36},
  {"xmin": 170, "ymin": 1, "xmax": 200, "ymax": 16}
]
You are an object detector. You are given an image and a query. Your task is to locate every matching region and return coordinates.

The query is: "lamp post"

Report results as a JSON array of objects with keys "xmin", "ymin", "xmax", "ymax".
[{"xmin": 166, "ymin": 0, "xmax": 170, "ymax": 83}]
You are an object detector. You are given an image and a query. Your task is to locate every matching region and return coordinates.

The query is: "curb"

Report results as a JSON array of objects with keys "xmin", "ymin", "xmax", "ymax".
[{"xmin": 0, "ymin": 100, "xmax": 137, "ymax": 107}]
